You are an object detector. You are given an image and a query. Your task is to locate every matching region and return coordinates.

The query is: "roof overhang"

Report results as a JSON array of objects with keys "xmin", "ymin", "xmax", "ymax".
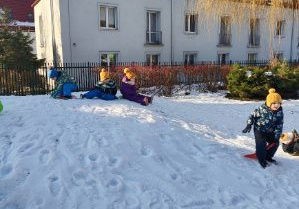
[{"xmin": 31, "ymin": 0, "xmax": 42, "ymax": 8}]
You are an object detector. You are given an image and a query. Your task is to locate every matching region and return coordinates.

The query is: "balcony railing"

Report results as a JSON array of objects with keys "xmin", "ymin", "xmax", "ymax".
[
  {"xmin": 146, "ymin": 31, "xmax": 162, "ymax": 44},
  {"xmin": 248, "ymin": 34, "xmax": 260, "ymax": 47},
  {"xmin": 218, "ymin": 33, "xmax": 231, "ymax": 46}
]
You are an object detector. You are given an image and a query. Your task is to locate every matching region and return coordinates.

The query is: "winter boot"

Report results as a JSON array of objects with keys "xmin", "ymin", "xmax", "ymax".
[
  {"xmin": 259, "ymin": 161, "xmax": 269, "ymax": 169},
  {"xmin": 266, "ymin": 157, "xmax": 277, "ymax": 164}
]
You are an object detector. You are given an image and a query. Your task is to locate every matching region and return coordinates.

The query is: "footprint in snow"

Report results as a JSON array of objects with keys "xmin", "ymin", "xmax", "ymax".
[
  {"xmin": 140, "ymin": 147, "xmax": 152, "ymax": 157},
  {"xmin": 88, "ymin": 154, "xmax": 98, "ymax": 161},
  {"xmin": 109, "ymin": 195, "xmax": 140, "ymax": 209},
  {"xmin": 181, "ymin": 199, "xmax": 214, "ymax": 208},
  {"xmin": 170, "ymin": 173, "xmax": 179, "ymax": 181},
  {"xmin": 142, "ymin": 190, "xmax": 174, "ymax": 209},
  {"xmin": 106, "ymin": 176, "xmax": 124, "ymax": 193},
  {"xmin": 108, "ymin": 157, "xmax": 120, "ymax": 168},
  {"xmin": 0, "ymin": 164, "xmax": 13, "ymax": 178},
  {"xmin": 71, "ymin": 171, "xmax": 86, "ymax": 186},
  {"xmin": 15, "ymin": 116, "xmax": 24, "ymax": 127},
  {"xmin": 48, "ymin": 175, "xmax": 61, "ymax": 196},
  {"xmin": 18, "ymin": 143, "xmax": 34, "ymax": 154},
  {"xmin": 39, "ymin": 149, "xmax": 50, "ymax": 164}
]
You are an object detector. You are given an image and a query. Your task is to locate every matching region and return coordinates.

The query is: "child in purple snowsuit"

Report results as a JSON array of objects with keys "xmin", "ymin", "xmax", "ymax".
[{"xmin": 120, "ymin": 68, "xmax": 151, "ymax": 106}]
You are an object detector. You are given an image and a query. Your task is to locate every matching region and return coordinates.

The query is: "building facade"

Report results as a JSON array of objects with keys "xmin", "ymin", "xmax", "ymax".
[{"xmin": 32, "ymin": 0, "xmax": 299, "ymax": 64}]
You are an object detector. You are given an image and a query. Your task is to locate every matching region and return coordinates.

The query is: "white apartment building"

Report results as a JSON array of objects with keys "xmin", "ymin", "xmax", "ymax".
[{"xmin": 33, "ymin": 0, "xmax": 299, "ymax": 65}]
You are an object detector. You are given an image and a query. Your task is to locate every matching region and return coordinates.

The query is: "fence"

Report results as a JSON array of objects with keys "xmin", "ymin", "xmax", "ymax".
[{"xmin": 1, "ymin": 60, "xmax": 299, "ymax": 96}]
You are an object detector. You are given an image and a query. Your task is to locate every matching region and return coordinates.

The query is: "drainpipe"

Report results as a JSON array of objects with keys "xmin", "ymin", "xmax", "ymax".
[
  {"xmin": 290, "ymin": 0, "xmax": 295, "ymax": 61},
  {"xmin": 50, "ymin": 0, "xmax": 57, "ymax": 64},
  {"xmin": 170, "ymin": 0, "xmax": 173, "ymax": 65},
  {"xmin": 67, "ymin": 0, "xmax": 73, "ymax": 62}
]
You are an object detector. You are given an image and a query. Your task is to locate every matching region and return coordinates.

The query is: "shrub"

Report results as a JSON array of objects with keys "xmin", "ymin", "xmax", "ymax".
[{"xmin": 227, "ymin": 63, "xmax": 299, "ymax": 99}]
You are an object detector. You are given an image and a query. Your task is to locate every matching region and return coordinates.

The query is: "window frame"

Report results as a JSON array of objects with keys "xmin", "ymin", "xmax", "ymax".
[
  {"xmin": 248, "ymin": 53, "xmax": 258, "ymax": 63},
  {"xmin": 145, "ymin": 10, "xmax": 162, "ymax": 44},
  {"xmin": 146, "ymin": 53, "xmax": 160, "ymax": 66},
  {"xmin": 274, "ymin": 20, "xmax": 286, "ymax": 37},
  {"xmin": 217, "ymin": 52, "xmax": 230, "ymax": 64},
  {"xmin": 273, "ymin": 52, "xmax": 284, "ymax": 61},
  {"xmin": 99, "ymin": 51, "xmax": 119, "ymax": 67},
  {"xmin": 184, "ymin": 13, "xmax": 198, "ymax": 34},
  {"xmin": 184, "ymin": 52, "xmax": 198, "ymax": 65},
  {"xmin": 99, "ymin": 4, "xmax": 119, "ymax": 30}
]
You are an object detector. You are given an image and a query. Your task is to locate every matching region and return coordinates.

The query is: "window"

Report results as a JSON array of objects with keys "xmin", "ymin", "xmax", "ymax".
[
  {"xmin": 99, "ymin": 5, "xmax": 118, "ymax": 29},
  {"xmin": 219, "ymin": 16, "xmax": 231, "ymax": 46},
  {"xmin": 275, "ymin": 20, "xmax": 286, "ymax": 36},
  {"xmin": 146, "ymin": 54, "xmax": 160, "ymax": 65},
  {"xmin": 248, "ymin": 53, "xmax": 258, "ymax": 62},
  {"xmin": 185, "ymin": 14, "xmax": 198, "ymax": 33},
  {"xmin": 39, "ymin": 15, "xmax": 44, "ymax": 47},
  {"xmin": 273, "ymin": 52, "xmax": 283, "ymax": 61},
  {"xmin": 100, "ymin": 52, "xmax": 118, "ymax": 67},
  {"xmin": 249, "ymin": 18, "xmax": 260, "ymax": 47},
  {"xmin": 146, "ymin": 11, "xmax": 162, "ymax": 44},
  {"xmin": 217, "ymin": 53, "xmax": 229, "ymax": 64},
  {"xmin": 184, "ymin": 53, "xmax": 197, "ymax": 65}
]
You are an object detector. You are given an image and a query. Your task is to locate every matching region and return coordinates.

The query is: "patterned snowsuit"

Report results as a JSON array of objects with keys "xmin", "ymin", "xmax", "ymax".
[{"xmin": 245, "ymin": 103, "xmax": 284, "ymax": 164}]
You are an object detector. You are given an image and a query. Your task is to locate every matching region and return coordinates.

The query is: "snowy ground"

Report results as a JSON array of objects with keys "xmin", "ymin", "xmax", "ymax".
[{"xmin": 0, "ymin": 92, "xmax": 298, "ymax": 209}]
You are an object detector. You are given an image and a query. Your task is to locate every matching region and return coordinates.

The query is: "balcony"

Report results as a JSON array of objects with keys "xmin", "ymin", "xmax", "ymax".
[
  {"xmin": 217, "ymin": 33, "xmax": 231, "ymax": 47},
  {"xmin": 248, "ymin": 34, "xmax": 260, "ymax": 47},
  {"xmin": 146, "ymin": 31, "xmax": 162, "ymax": 45}
]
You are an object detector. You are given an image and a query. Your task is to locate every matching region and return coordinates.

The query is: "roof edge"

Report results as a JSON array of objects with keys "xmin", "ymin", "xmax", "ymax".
[{"xmin": 31, "ymin": 0, "xmax": 42, "ymax": 8}]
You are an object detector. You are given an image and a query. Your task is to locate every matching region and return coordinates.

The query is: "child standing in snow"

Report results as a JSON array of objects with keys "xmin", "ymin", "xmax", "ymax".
[
  {"xmin": 48, "ymin": 66, "xmax": 78, "ymax": 99},
  {"xmin": 80, "ymin": 68, "xmax": 118, "ymax": 100},
  {"xmin": 242, "ymin": 88, "xmax": 284, "ymax": 168},
  {"xmin": 120, "ymin": 68, "xmax": 151, "ymax": 106}
]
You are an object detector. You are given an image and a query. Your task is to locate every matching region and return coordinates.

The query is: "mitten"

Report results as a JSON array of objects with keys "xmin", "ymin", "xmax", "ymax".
[{"xmin": 242, "ymin": 124, "xmax": 252, "ymax": 133}]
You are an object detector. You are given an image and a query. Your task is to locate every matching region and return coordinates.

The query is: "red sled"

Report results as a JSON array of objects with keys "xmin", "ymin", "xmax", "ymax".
[{"xmin": 244, "ymin": 143, "xmax": 276, "ymax": 159}]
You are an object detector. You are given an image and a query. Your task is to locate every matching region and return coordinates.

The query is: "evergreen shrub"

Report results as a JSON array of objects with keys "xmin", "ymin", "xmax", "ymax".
[{"xmin": 227, "ymin": 62, "xmax": 299, "ymax": 99}]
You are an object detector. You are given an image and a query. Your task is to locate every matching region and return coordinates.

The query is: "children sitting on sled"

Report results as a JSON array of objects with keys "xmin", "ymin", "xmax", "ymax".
[
  {"xmin": 280, "ymin": 130, "xmax": 299, "ymax": 156},
  {"xmin": 80, "ymin": 68, "xmax": 118, "ymax": 100},
  {"xmin": 242, "ymin": 88, "xmax": 284, "ymax": 168},
  {"xmin": 48, "ymin": 66, "xmax": 78, "ymax": 99},
  {"xmin": 120, "ymin": 68, "xmax": 152, "ymax": 106}
]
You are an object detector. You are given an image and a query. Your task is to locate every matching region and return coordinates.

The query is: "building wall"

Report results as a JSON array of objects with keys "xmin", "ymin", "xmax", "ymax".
[
  {"xmin": 34, "ymin": 0, "xmax": 299, "ymax": 63},
  {"xmin": 34, "ymin": 0, "xmax": 63, "ymax": 63},
  {"xmin": 56, "ymin": 0, "xmax": 171, "ymax": 63}
]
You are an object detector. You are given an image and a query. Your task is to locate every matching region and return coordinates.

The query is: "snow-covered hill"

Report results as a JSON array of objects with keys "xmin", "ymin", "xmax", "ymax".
[{"xmin": 0, "ymin": 93, "xmax": 298, "ymax": 209}]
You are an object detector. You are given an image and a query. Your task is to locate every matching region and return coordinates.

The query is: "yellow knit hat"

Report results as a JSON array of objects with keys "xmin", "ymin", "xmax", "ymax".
[
  {"xmin": 123, "ymin": 68, "xmax": 135, "ymax": 80},
  {"xmin": 100, "ymin": 68, "xmax": 110, "ymax": 82},
  {"xmin": 266, "ymin": 88, "xmax": 282, "ymax": 107}
]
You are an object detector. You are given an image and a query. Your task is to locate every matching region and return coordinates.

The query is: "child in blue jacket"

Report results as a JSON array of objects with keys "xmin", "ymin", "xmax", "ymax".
[
  {"xmin": 48, "ymin": 66, "xmax": 78, "ymax": 99},
  {"xmin": 242, "ymin": 88, "xmax": 284, "ymax": 168}
]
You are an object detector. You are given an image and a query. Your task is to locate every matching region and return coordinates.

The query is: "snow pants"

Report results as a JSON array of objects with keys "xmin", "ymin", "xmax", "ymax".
[
  {"xmin": 84, "ymin": 89, "xmax": 117, "ymax": 100},
  {"xmin": 254, "ymin": 130, "xmax": 279, "ymax": 164},
  {"xmin": 122, "ymin": 93, "xmax": 151, "ymax": 105},
  {"xmin": 61, "ymin": 83, "xmax": 77, "ymax": 97}
]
